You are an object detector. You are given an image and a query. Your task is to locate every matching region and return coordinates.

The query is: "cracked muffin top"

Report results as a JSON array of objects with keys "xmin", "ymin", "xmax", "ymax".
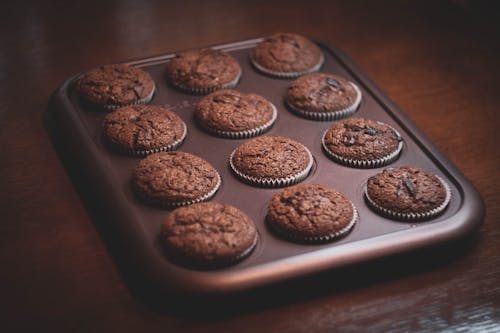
[
  {"xmin": 286, "ymin": 73, "xmax": 360, "ymax": 116},
  {"xmin": 165, "ymin": 48, "xmax": 241, "ymax": 94},
  {"xmin": 230, "ymin": 135, "xmax": 312, "ymax": 180},
  {"xmin": 161, "ymin": 202, "xmax": 257, "ymax": 267},
  {"xmin": 132, "ymin": 151, "xmax": 220, "ymax": 207},
  {"xmin": 267, "ymin": 184, "xmax": 356, "ymax": 243},
  {"xmin": 322, "ymin": 117, "xmax": 403, "ymax": 167},
  {"xmin": 251, "ymin": 32, "xmax": 323, "ymax": 77},
  {"xmin": 195, "ymin": 89, "xmax": 276, "ymax": 135},
  {"xmin": 323, "ymin": 118, "xmax": 401, "ymax": 160},
  {"xmin": 75, "ymin": 64, "xmax": 155, "ymax": 109},
  {"xmin": 103, "ymin": 104, "xmax": 186, "ymax": 156},
  {"xmin": 365, "ymin": 166, "xmax": 449, "ymax": 218}
]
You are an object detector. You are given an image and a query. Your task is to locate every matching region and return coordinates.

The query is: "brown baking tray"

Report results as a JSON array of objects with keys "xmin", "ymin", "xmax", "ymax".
[{"xmin": 48, "ymin": 37, "xmax": 484, "ymax": 297}]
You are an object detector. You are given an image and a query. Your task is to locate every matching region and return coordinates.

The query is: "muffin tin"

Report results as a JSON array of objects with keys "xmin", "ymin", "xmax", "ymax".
[{"xmin": 49, "ymin": 37, "xmax": 484, "ymax": 296}]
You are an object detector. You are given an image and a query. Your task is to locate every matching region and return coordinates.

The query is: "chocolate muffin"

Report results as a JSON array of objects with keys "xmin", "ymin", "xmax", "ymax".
[
  {"xmin": 230, "ymin": 135, "xmax": 313, "ymax": 187},
  {"xmin": 165, "ymin": 48, "xmax": 241, "ymax": 94},
  {"xmin": 132, "ymin": 152, "xmax": 220, "ymax": 207},
  {"xmin": 267, "ymin": 184, "xmax": 357, "ymax": 243},
  {"xmin": 161, "ymin": 202, "xmax": 258, "ymax": 268},
  {"xmin": 365, "ymin": 166, "xmax": 451, "ymax": 220},
  {"xmin": 251, "ymin": 33, "xmax": 324, "ymax": 78},
  {"xmin": 322, "ymin": 117, "xmax": 403, "ymax": 168},
  {"xmin": 103, "ymin": 105, "xmax": 187, "ymax": 156},
  {"xmin": 195, "ymin": 89, "xmax": 277, "ymax": 139},
  {"xmin": 285, "ymin": 73, "xmax": 362, "ymax": 121},
  {"xmin": 75, "ymin": 64, "xmax": 155, "ymax": 110}
]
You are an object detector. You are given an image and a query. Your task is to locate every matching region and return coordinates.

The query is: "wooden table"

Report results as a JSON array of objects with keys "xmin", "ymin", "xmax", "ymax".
[{"xmin": 1, "ymin": 1, "xmax": 499, "ymax": 332}]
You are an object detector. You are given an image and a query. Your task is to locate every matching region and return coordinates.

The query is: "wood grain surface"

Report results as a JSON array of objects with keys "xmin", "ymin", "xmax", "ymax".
[{"xmin": 1, "ymin": 0, "xmax": 499, "ymax": 332}]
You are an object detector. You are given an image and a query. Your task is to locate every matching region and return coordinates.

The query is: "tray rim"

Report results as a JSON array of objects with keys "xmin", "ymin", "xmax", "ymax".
[{"xmin": 48, "ymin": 37, "xmax": 485, "ymax": 296}]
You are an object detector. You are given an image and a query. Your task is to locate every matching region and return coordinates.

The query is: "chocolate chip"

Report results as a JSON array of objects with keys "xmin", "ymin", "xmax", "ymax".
[
  {"xmin": 213, "ymin": 94, "xmax": 240, "ymax": 105},
  {"xmin": 318, "ymin": 86, "xmax": 332, "ymax": 96},
  {"xmin": 364, "ymin": 128, "xmax": 377, "ymax": 136},
  {"xmin": 396, "ymin": 186, "xmax": 403, "ymax": 197},
  {"xmin": 344, "ymin": 136, "xmax": 356, "ymax": 146},
  {"xmin": 133, "ymin": 85, "xmax": 144, "ymax": 97},
  {"xmin": 403, "ymin": 178, "xmax": 414, "ymax": 197},
  {"xmin": 213, "ymin": 96, "xmax": 226, "ymax": 103},
  {"xmin": 326, "ymin": 78, "xmax": 340, "ymax": 88}
]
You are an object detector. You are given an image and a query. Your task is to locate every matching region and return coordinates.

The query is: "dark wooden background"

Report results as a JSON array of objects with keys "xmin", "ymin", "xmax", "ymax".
[{"xmin": 1, "ymin": 0, "xmax": 499, "ymax": 332}]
